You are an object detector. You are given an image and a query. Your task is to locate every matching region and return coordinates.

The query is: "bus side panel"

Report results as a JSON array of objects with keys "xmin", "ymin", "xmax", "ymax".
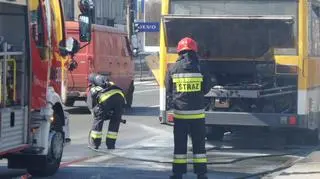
[{"xmin": 305, "ymin": 59, "xmax": 320, "ymax": 131}]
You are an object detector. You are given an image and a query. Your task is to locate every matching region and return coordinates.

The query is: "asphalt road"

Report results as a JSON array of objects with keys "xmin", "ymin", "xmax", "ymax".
[{"xmin": 0, "ymin": 80, "xmax": 317, "ymax": 179}]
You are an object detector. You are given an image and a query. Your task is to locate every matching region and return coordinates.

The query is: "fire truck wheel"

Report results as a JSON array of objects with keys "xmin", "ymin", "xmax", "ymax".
[
  {"xmin": 27, "ymin": 111, "xmax": 64, "ymax": 177},
  {"xmin": 125, "ymin": 81, "xmax": 134, "ymax": 108},
  {"xmin": 65, "ymin": 98, "xmax": 75, "ymax": 107}
]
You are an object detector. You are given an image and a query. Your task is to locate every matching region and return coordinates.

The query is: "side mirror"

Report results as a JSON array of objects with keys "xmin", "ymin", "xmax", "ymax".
[
  {"xmin": 59, "ymin": 37, "xmax": 80, "ymax": 56},
  {"xmin": 66, "ymin": 37, "xmax": 80, "ymax": 54},
  {"xmin": 79, "ymin": 14, "xmax": 92, "ymax": 42}
]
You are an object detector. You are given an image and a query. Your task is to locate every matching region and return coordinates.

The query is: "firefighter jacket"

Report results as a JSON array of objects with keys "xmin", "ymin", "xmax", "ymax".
[
  {"xmin": 165, "ymin": 52, "xmax": 212, "ymax": 119},
  {"xmin": 87, "ymin": 82, "xmax": 125, "ymax": 109},
  {"xmin": 96, "ymin": 84, "xmax": 126, "ymax": 105},
  {"xmin": 87, "ymin": 85, "xmax": 103, "ymax": 110}
]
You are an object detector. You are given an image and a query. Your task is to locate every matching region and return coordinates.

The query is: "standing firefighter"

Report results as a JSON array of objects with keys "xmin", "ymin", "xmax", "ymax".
[
  {"xmin": 166, "ymin": 37, "xmax": 211, "ymax": 179},
  {"xmin": 87, "ymin": 73, "xmax": 126, "ymax": 149}
]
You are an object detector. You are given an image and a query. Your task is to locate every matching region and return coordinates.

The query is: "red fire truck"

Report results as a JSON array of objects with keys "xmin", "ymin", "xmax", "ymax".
[{"xmin": 0, "ymin": 0, "xmax": 93, "ymax": 177}]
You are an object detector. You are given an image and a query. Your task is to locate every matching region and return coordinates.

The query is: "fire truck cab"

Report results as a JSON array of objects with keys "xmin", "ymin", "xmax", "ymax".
[{"xmin": 0, "ymin": 0, "xmax": 93, "ymax": 177}]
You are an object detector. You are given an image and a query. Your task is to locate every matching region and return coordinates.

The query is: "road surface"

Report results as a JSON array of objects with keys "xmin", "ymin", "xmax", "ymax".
[{"xmin": 0, "ymin": 80, "xmax": 317, "ymax": 179}]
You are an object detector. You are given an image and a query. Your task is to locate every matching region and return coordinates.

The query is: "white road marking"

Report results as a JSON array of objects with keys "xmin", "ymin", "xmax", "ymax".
[{"xmin": 150, "ymin": 104, "xmax": 159, "ymax": 107}]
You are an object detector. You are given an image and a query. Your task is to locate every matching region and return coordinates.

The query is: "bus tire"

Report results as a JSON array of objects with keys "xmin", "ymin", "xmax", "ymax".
[{"xmin": 27, "ymin": 111, "xmax": 64, "ymax": 177}]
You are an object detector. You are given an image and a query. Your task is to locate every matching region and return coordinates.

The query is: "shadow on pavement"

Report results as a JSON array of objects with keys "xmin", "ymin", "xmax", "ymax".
[
  {"xmin": 205, "ymin": 132, "xmax": 319, "ymax": 162},
  {"xmin": 0, "ymin": 168, "xmax": 26, "ymax": 179},
  {"xmin": 124, "ymin": 106, "xmax": 159, "ymax": 116},
  {"xmin": 30, "ymin": 166, "xmax": 254, "ymax": 179},
  {"xmin": 65, "ymin": 106, "xmax": 159, "ymax": 116},
  {"xmin": 66, "ymin": 107, "xmax": 91, "ymax": 115}
]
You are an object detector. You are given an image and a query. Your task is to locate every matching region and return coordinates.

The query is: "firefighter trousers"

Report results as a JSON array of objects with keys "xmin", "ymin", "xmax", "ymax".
[
  {"xmin": 172, "ymin": 118, "xmax": 207, "ymax": 175},
  {"xmin": 90, "ymin": 94, "xmax": 125, "ymax": 149}
]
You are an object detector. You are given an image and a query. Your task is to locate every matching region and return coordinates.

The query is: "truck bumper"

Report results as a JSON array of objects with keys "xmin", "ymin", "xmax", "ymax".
[
  {"xmin": 205, "ymin": 112, "xmax": 307, "ymax": 128},
  {"xmin": 166, "ymin": 111, "xmax": 308, "ymax": 128},
  {"xmin": 67, "ymin": 91, "xmax": 87, "ymax": 100}
]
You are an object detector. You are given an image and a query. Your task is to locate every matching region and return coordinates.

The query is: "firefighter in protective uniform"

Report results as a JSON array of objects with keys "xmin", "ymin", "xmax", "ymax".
[
  {"xmin": 166, "ymin": 37, "xmax": 212, "ymax": 179},
  {"xmin": 87, "ymin": 73, "xmax": 126, "ymax": 149}
]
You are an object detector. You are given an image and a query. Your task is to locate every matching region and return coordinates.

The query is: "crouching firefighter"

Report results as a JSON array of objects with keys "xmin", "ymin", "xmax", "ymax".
[
  {"xmin": 166, "ymin": 37, "xmax": 212, "ymax": 179},
  {"xmin": 87, "ymin": 73, "xmax": 126, "ymax": 149}
]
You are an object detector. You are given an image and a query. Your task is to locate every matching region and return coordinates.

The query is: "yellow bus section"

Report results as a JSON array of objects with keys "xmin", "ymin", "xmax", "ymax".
[
  {"xmin": 159, "ymin": 0, "xmax": 169, "ymax": 89},
  {"xmin": 145, "ymin": 0, "xmax": 320, "ymax": 92},
  {"xmin": 28, "ymin": 0, "xmax": 38, "ymax": 11},
  {"xmin": 146, "ymin": 54, "xmax": 301, "ymax": 84},
  {"xmin": 298, "ymin": 0, "xmax": 308, "ymax": 90},
  {"xmin": 307, "ymin": 58, "xmax": 320, "ymax": 88},
  {"xmin": 297, "ymin": 0, "xmax": 320, "ymax": 90}
]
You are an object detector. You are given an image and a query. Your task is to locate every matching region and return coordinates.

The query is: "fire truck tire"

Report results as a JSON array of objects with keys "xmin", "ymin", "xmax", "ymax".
[
  {"xmin": 65, "ymin": 98, "xmax": 75, "ymax": 107},
  {"xmin": 125, "ymin": 81, "xmax": 134, "ymax": 108},
  {"xmin": 27, "ymin": 111, "xmax": 64, "ymax": 177}
]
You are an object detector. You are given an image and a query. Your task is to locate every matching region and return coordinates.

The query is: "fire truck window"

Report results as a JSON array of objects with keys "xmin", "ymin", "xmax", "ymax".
[
  {"xmin": 6, "ymin": 56, "xmax": 25, "ymax": 107},
  {"xmin": 30, "ymin": 0, "xmax": 46, "ymax": 60},
  {"xmin": 0, "ymin": 3, "xmax": 27, "ymax": 107}
]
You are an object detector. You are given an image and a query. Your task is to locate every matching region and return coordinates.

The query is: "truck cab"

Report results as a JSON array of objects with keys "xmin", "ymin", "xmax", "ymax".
[{"xmin": 64, "ymin": 21, "xmax": 135, "ymax": 108}]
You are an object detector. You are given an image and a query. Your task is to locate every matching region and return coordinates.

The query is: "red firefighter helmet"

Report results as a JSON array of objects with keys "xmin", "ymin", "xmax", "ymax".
[{"xmin": 177, "ymin": 37, "xmax": 198, "ymax": 53}]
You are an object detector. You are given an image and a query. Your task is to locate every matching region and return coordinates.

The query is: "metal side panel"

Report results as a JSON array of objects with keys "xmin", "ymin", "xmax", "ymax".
[
  {"xmin": 0, "ymin": 0, "xmax": 27, "ymax": 6},
  {"xmin": 204, "ymin": 111, "xmax": 307, "ymax": 128},
  {"xmin": 0, "ymin": 107, "xmax": 26, "ymax": 153}
]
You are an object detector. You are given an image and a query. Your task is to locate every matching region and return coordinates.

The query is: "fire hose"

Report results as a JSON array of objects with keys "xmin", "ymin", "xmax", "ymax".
[
  {"xmin": 87, "ymin": 144, "xmax": 314, "ymax": 178},
  {"xmin": 87, "ymin": 111, "xmax": 317, "ymax": 178},
  {"xmin": 87, "ymin": 116, "xmax": 317, "ymax": 178}
]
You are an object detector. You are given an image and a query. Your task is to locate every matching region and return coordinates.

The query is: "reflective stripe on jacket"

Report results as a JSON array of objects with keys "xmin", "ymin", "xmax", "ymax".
[
  {"xmin": 165, "ymin": 53, "xmax": 212, "ymax": 118},
  {"xmin": 98, "ymin": 89, "xmax": 125, "ymax": 104}
]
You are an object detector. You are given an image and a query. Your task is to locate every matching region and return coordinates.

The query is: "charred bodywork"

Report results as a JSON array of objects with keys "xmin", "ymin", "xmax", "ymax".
[
  {"xmin": 164, "ymin": 16, "xmax": 298, "ymax": 115},
  {"xmin": 162, "ymin": 13, "xmax": 301, "ymax": 130},
  {"xmin": 202, "ymin": 60, "xmax": 297, "ymax": 114}
]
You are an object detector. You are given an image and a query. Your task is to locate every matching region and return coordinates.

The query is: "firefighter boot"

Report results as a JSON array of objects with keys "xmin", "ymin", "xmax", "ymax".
[
  {"xmin": 89, "ymin": 137, "xmax": 101, "ymax": 149},
  {"xmin": 197, "ymin": 174, "xmax": 208, "ymax": 179},
  {"xmin": 169, "ymin": 174, "xmax": 183, "ymax": 179},
  {"xmin": 106, "ymin": 138, "xmax": 116, "ymax": 149}
]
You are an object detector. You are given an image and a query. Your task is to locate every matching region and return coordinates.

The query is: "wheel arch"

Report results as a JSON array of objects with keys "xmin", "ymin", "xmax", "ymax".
[
  {"xmin": 52, "ymin": 103, "xmax": 65, "ymax": 127},
  {"xmin": 47, "ymin": 87, "xmax": 65, "ymax": 126}
]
